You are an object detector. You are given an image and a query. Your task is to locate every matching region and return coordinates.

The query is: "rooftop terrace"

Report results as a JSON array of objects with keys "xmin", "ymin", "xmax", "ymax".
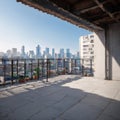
[{"xmin": 0, "ymin": 75, "xmax": 120, "ymax": 120}]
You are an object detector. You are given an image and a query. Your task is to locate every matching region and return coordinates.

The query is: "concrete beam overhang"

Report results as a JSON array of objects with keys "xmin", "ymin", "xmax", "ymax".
[{"xmin": 17, "ymin": 0, "xmax": 104, "ymax": 31}]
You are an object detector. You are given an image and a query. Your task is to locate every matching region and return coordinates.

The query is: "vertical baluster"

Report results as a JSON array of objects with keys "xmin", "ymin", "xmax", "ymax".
[{"xmin": 11, "ymin": 59, "xmax": 13, "ymax": 84}]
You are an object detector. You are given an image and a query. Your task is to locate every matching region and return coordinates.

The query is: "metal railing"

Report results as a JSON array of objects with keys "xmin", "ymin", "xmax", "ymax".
[{"xmin": 0, "ymin": 58, "xmax": 93, "ymax": 85}]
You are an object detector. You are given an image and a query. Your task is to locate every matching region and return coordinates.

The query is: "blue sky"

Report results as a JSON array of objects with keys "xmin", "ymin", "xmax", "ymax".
[{"xmin": 0, "ymin": 0, "xmax": 91, "ymax": 54}]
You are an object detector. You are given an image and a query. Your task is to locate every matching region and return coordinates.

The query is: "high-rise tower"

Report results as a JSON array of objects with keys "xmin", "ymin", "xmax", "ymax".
[{"xmin": 36, "ymin": 45, "xmax": 41, "ymax": 58}]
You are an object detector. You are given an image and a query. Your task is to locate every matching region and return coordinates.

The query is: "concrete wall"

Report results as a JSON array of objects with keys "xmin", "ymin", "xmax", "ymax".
[
  {"xmin": 108, "ymin": 23, "xmax": 120, "ymax": 80},
  {"xmin": 94, "ymin": 31, "xmax": 106, "ymax": 79}
]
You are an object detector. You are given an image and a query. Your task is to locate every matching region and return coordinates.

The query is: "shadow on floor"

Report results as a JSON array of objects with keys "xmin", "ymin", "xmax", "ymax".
[{"xmin": 0, "ymin": 75, "xmax": 120, "ymax": 120}]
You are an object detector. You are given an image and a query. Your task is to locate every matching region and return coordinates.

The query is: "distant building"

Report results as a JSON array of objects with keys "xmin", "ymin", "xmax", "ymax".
[
  {"xmin": 21, "ymin": 46, "xmax": 26, "ymax": 58},
  {"xmin": 52, "ymin": 48, "xmax": 55, "ymax": 58},
  {"xmin": 29, "ymin": 50, "xmax": 35, "ymax": 59},
  {"xmin": 11, "ymin": 48, "xmax": 19, "ymax": 58},
  {"xmin": 36, "ymin": 45, "xmax": 41, "ymax": 58},
  {"xmin": 45, "ymin": 47, "xmax": 49, "ymax": 54},
  {"xmin": 42, "ymin": 50, "xmax": 45, "ymax": 58},
  {"xmin": 76, "ymin": 51, "xmax": 80, "ymax": 58},
  {"xmin": 21, "ymin": 46, "xmax": 25, "ymax": 55},
  {"xmin": 45, "ymin": 47, "xmax": 50, "ymax": 58},
  {"xmin": 54, "ymin": 53, "xmax": 57, "ymax": 58},
  {"xmin": 66, "ymin": 49, "xmax": 71, "ymax": 58},
  {"xmin": 12, "ymin": 48, "xmax": 17, "ymax": 56},
  {"xmin": 6, "ymin": 50, "xmax": 11, "ymax": 58},
  {"xmin": 60, "ymin": 48, "xmax": 64, "ymax": 58},
  {"xmin": 72, "ymin": 51, "xmax": 80, "ymax": 59},
  {"xmin": 0, "ymin": 52, "xmax": 5, "ymax": 58},
  {"xmin": 80, "ymin": 34, "xmax": 95, "ymax": 70}
]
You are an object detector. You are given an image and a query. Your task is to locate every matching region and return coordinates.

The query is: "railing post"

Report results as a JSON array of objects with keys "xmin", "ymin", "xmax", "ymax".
[
  {"xmin": 3, "ymin": 59, "xmax": 6, "ymax": 85},
  {"xmin": 79, "ymin": 59, "xmax": 81, "ymax": 74},
  {"xmin": 82, "ymin": 59, "xmax": 84, "ymax": 76},
  {"xmin": 31, "ymin": 59, "xmax": 33, "ymax": 79},
  {"xmin": 37, "ymin": 59, "xmax": 40, "ymax": 80},
  {"xmin": 48, "ymin": 59, "xmax": 51, "ymax": 77},
  {"xmin": 90, "ymin": 59, "xmax": 93, "ymax": 76},
  {"xmin": 71, "ymin": 59, "xmax": 73, "ymax": 74},
  {"xmin": 42, "ymin": 59, "xmax": 44, "ymax": 78},
  {"xmin": 24, "ymin": 59, "xmax": 26, "ymax": 78},
  {"xmin": 46, "ymin": 59, "xmax": 49, "ymax": 82},
  {"xmin": 63, "ymin": 59, "xmax": 65, "ymax": 74},
  {"xmin": 17, "ymin": 59, "xmax": 19, "ymax": 82},
  {"xmin": 75, "ymin": 59, "xmax": 77, "ymax": 74},
  {"xmin": 57, "ymin": 59, "xmax": 58, "ymax": 75},
  {"xmin": 11, "ymin": 59, "xmax": 13, "ymax": 84}
]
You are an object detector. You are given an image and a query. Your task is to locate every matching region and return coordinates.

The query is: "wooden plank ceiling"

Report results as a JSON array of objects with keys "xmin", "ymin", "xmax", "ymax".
[{"xmin": 17, "ymin": 0, "xmax": 120, "ymax": 31}]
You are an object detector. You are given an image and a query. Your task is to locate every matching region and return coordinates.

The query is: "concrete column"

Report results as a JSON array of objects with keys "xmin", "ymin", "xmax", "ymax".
[
  {"xmin": 94, "ymin": 23, "xmax": 120, "ymax": 80},
  {"xmin": 107, "ymin": 23, "xmax": 120, "ymax": 80},
  {"xmin": 94, "ymin": 30, "xmax": 106, "ymax": 79}
]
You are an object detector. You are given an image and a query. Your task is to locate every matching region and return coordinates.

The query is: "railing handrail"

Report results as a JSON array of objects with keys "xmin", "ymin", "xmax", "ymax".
[{"xmin": 0, "ymin": 58, "xmax": 93, "ymax": 85}]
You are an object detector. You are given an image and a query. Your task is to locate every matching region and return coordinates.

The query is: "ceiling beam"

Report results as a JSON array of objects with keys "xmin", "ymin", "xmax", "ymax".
[
  {"xmin": 80, "ymin": 5, "xmax": 98, "ymax": 13},
  {"xmin": 93, "ymin": 16, "xmax": 113, "ymax": 24},
  {"xmin": 79, "ymin": 0, "xmax": 109, "ymax": 13},
  {"xmin": 93, "ymin": 0, "xmax": 120, "ymax": 22},
  {"xmin": 72, "ymin": 0, "xmax": 82, "ymax": 6},
  {"xmin": 112, "ymin": 11, "xmax": 120, "ymax": 15},
  {"xmin": 90, "ymin": 10, "xmax": 120, "ymax": 22}
]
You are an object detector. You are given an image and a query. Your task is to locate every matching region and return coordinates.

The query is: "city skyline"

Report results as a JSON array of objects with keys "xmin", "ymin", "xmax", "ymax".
[
  {"xmin": 0, "ymin": 45, "xmax": 80, "ymax": 59},
  {"xmin": 0, "ymin": 44, "xmax": 77, "ymax": 54},
  {"xmin": 0, "ymin": 0, "xmax": 91, "ymax": 54}
]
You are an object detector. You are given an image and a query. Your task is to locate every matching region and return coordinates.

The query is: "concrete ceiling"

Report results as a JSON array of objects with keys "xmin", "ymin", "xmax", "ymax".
[{"xmin": 17, "ymin": 0, "xmax": 120, "ymax": 31}]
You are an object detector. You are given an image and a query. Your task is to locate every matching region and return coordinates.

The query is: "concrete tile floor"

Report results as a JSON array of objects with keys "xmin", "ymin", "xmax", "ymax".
[{"xmin": 0, "ymin": 75, "xmax": 120, "ymax": 120}]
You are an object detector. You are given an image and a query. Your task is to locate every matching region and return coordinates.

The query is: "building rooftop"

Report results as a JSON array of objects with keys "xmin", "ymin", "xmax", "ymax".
[{"xmin": 0, "ymin": 75, "xmax": 120, "ymax": 120}]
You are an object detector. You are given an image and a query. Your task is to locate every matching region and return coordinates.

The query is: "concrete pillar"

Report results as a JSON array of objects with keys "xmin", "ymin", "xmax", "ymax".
[
  {"xmin": 107, "ymin": 23, "xmax": 120, "ymax": 80},
  {"xmin": 94, "ymin": 23, "xmax": 120, "ymax": 80},
  {"xmin": 94, "ymin": 31, "xmax": 106, "ymax": 79}
]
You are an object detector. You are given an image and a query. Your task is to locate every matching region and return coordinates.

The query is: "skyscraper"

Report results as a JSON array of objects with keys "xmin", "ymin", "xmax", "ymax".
[
  {"xmin": 36, "ymin": 45, "xmax": 41, "ymax": 58},
  {"xmin": 52, "ymin": 48, "xmax": 55, "ymax": 58},
  {"xmin": 21, "ymin": 46, "xmax": 25, "ymax": 55},
  {"xmin": 45, "ymin": 47, "xmax": 49, "ymax": 58},
  {"xmin": 21, "ymin": 46, "xmax": 25, "ymax": 58},
  {"xmin": 66, "ymin": 48, "xmax": 71, "ymax": 58},
  {"xmin": 60, "ymin": 48, "xmax": 64, "ymax": 58}
]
